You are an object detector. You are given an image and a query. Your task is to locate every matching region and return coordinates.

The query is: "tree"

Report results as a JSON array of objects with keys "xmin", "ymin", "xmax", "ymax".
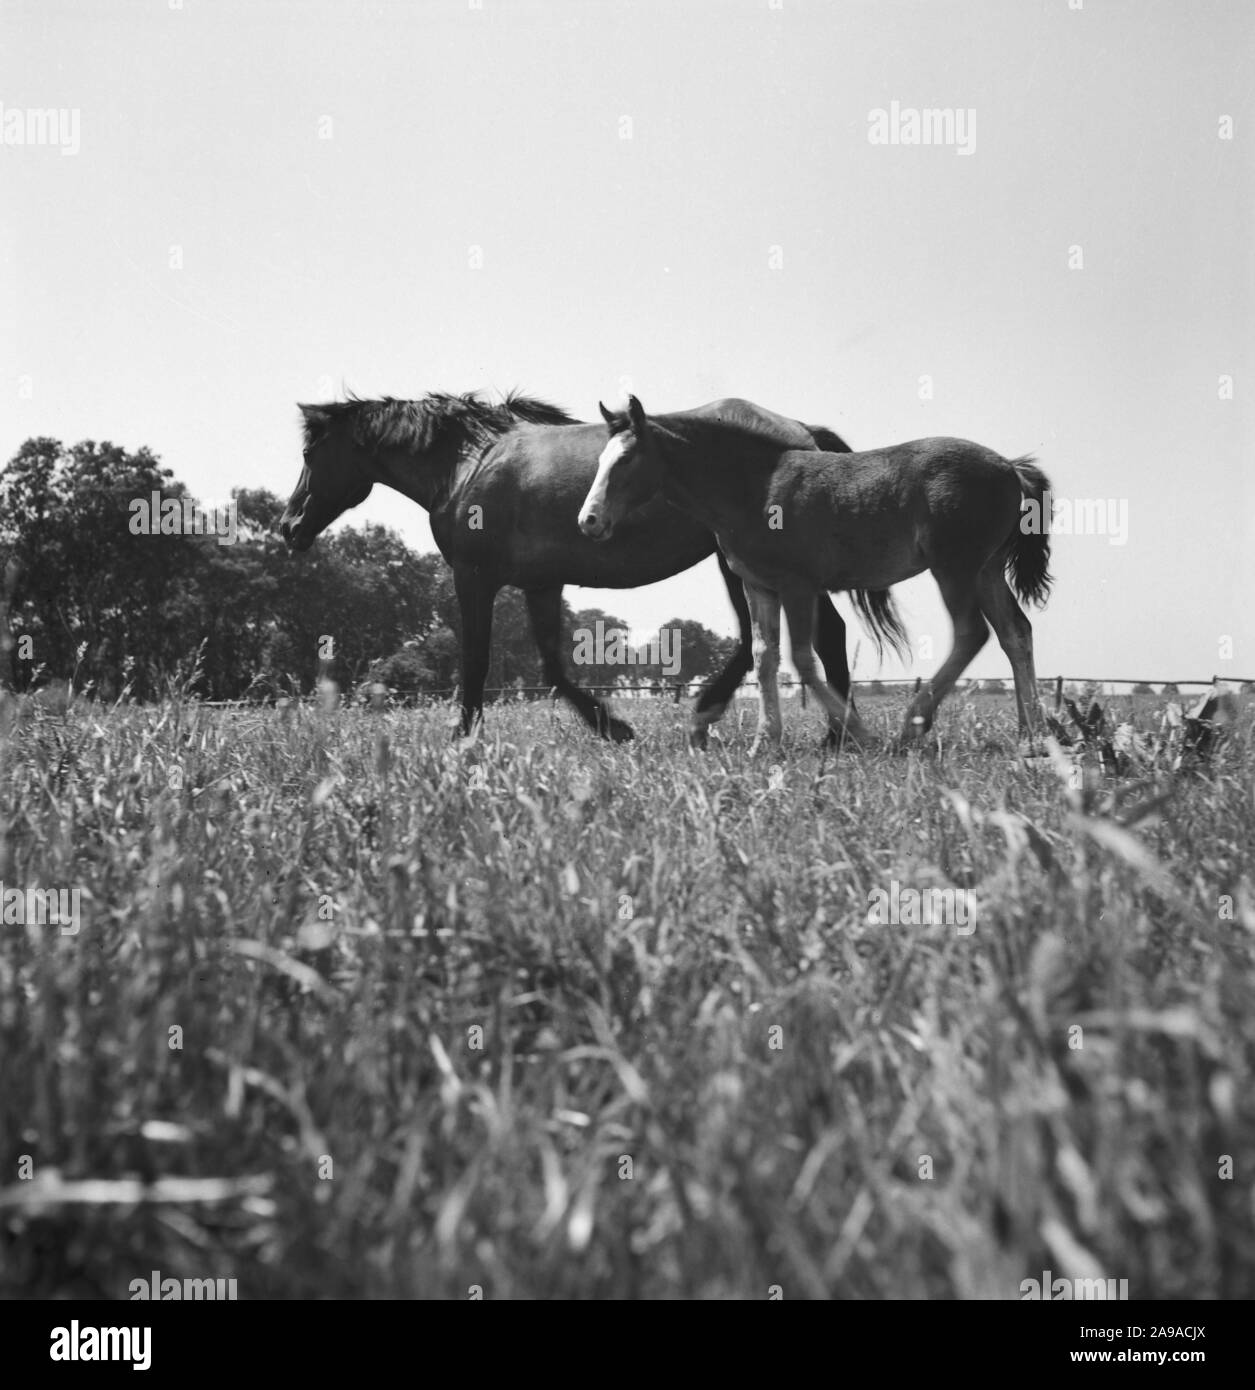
[
  {"xmin": 636, "ymin": 617, "xmax": 738, "ymax": 688},
  {"xmin": 567, "ymin": 607, "xmax": 635, "ymax": 692},
  {"xmin": 0, "ymin": 438, "xmax": 461, "ymax": 701},
  {"xmin": 368, "ymin": 644, "xmax": 437, "ymax": 694},
  {"xmin": 297, "ymin": 526, "xmax": 446, "ymax": 689},
  {"xmin": 0, "ymin": 437, "xmax": 202, "ymax": 697},
  {"xmin": 418, "ymin": 625, "xmax": 460, "ymax": 691}
]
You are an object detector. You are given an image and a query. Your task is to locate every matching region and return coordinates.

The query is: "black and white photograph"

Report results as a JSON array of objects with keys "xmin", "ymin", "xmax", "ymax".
[{"xmin": 0, "ymin": 0, "xmax": 1251, "ymax": 1346}]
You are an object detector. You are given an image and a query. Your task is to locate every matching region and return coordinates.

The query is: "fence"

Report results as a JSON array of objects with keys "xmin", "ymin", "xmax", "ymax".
[
  {"xmin": 194, "ymin": 674, "xmax": 1252, "ymax": 710},
  {"xmin": 381, "ymin": 675, "xmax": 1249, "ymax": 697}
]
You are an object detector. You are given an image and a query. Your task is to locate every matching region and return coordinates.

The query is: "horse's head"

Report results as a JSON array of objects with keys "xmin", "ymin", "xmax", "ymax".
[
  {"xmin": 279, "ymin": 403, "xmax": 375, "ymax": 551},
  {"xmin": 579, "ymin": 395, "xmax": 665, "ymax": 541}
]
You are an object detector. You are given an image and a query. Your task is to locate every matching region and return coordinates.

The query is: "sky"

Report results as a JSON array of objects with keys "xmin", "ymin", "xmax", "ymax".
[{"xmin": 2, "ymin": 0, "xmax": 1252, "ymax": 687}]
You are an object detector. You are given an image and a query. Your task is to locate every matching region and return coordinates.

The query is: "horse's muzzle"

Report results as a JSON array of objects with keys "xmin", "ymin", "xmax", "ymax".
[
  {"xmin": 578, "ymin": 511, "xmax": 613, "ymax": 542},
  {"xmin": 279, "ymin": 514, "xmax": 313, "ymax": 552}
]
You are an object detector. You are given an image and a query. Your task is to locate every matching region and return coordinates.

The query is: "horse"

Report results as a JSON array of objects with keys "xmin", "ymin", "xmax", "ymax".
[
  {"xmin": 577, "ymin": 395, "xmax": 1053, "ymax": 752},
  {"xmin": 278, "ymin": 391, "xmax": 897, "ymax": 746}
]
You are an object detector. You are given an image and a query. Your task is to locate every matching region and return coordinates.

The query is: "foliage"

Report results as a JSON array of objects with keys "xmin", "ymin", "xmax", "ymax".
[{"xmin": 1, "ymin": 692, "xmax": 1251, "ymax": 1297}]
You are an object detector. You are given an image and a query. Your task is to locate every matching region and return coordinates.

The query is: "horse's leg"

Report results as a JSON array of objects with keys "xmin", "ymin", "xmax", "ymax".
[
  {"xmin": 976, "ymin": 566, "xmax": 1042, "ymax": 737},
  {"xmin": 903, "ymin": 569, "xmax": 989, "ymax": 740},
  {"xmin": 813, "ymin": 593, "xmax": 856, "ymax": 747},
  {"xmin": 525, "ymin": 587, "xmax": 633, "ymax": 743},
  {"xmin": 779, "ymin": 585, "xmax": 871, "ymax": 748},
  {"xmin": 454, "ymin": 565, "xmax": 498, "ymax": 737},
  {"xmin": 690, "ymin": 550, "xmax": 753, "ymax": 750},
  {"xmin": 746, "ymin": 582, "xmax": 783, "ymax": 756}
]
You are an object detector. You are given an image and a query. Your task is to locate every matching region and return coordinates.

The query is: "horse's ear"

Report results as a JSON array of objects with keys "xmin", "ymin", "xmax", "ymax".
[
  {"xmin": 627, "ymin": 394, "xmax": 648, "ymax": 430},
  {"xmin": 299, "ymin": 402, "xmax": 333, "ymax": 445},
  {"xmin": 598, "ymin": 400, "xmax": 616, "ymax": 426}
]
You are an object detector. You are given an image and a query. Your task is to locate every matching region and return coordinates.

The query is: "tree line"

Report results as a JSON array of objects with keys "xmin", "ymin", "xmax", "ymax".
[{"xmin": 0, "ymin": 437, "xmax": 738, "ymax": 703}]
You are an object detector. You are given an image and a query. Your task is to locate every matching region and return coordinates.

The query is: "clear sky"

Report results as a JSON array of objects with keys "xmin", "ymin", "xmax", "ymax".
[{"xmin": 3, "ymin": 0, "xmax": 1251, "ymax": 686}]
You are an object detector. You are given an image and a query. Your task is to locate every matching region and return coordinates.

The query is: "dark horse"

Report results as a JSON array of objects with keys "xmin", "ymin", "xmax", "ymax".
[
  {"xmin": 579, "ymin": 396, "xmax": 1053, "ymax": 750},
  {"xmin": 278, "ymin": 391, "xmax": 897, "ymax": 745}
]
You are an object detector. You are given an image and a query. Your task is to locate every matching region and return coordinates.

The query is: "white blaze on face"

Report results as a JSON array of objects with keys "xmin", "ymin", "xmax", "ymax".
[{"xmin": 579, "ymin": 433, "xmax": 631, "ymax": 534}]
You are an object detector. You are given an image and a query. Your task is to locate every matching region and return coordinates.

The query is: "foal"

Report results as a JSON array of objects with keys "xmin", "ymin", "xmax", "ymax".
[{"xmin": 578, "ymin": 396, "xmax": 1053, "ymax": 751}]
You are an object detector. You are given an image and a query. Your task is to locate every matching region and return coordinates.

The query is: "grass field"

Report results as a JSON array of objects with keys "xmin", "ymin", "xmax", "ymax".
[{"xmin": 1, "ymin": 689, "xmax": 1252, "ymax": 1299}]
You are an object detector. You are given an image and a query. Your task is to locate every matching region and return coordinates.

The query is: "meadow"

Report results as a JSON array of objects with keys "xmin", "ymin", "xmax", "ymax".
[{"xmin": 1, "ymin": 688, "xmax": 1252, "ymax": 1299}]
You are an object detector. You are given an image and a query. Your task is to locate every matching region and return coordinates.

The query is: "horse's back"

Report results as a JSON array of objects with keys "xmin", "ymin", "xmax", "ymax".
[
  {"xmin": 774, "ymin": 436, "xmax": 1023, "ymax": 539},
  {"xmin": 800, "ymin": 436, "xmax": 1020, "ymax": 505},
  {"xmin": 837, "ymin": 436, "xmax": 1012, "ymax": 472},
  {"xmin": 681, "ymin": 398, "xmax": 823, "ymax": 451},
  {"xmin": 733, "ymin": 437, "xmax": 1025, "ymax": 590}
]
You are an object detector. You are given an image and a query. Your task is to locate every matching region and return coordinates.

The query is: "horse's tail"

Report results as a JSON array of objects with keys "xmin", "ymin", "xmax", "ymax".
[
  {"xmin": 849, "ymin": 588, "xmax": 911, "ymax": 661},
  {"xmin": 1004, "ymin": 455, "xmax": 1054, "ymax": 608}
]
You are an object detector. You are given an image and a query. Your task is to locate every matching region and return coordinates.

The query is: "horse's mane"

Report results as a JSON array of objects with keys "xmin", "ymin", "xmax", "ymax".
[{"xmin": 299, "ymin": 390, "xmax": 577, "ymax": 453}]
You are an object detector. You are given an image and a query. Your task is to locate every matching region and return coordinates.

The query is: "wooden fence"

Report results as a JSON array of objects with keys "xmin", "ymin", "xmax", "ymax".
[{"xmin": 198, "ymin": 674, "xmax": 1252, "ymax": 710}]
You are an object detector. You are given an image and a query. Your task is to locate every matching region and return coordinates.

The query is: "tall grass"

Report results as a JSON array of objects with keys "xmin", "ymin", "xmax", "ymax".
[{"xmin": 1, "ymin": 691, "xmax": 1252, "ymax": 1298}]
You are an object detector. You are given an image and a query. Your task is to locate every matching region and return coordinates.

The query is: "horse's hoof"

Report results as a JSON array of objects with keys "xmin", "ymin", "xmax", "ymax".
[
  {"xmin": 606, "ymin": 719, "xmax": 635, "ymax": 744},
  {"xmin": 689, "ymin": 727, "xmax": 710, "ymax": 752}
]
